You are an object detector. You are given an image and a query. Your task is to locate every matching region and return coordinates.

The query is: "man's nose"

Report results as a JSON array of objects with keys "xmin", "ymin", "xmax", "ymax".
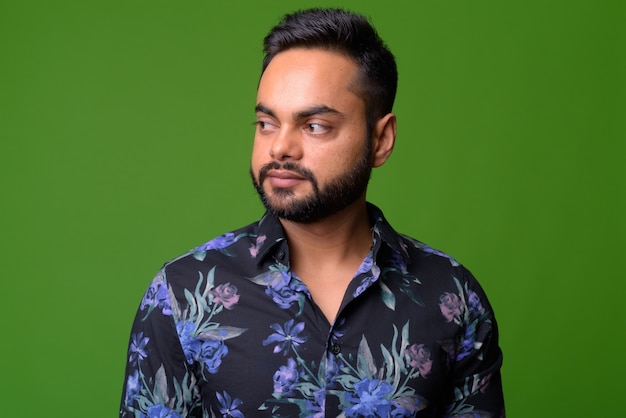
[{"xmin": 270, "ymin": 128, "xmax": 302, "ymax": 161}]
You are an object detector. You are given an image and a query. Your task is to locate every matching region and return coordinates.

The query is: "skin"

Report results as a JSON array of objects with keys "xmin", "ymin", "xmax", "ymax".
[{"xmin": 251, "ymin": 48, "xmax": 397, "ymax": 322}]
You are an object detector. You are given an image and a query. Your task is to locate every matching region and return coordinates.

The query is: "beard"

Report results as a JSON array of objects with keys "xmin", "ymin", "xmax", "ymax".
[{"xmin": 251, "ymin": 141, "xmax": 373, "ymax": 223}]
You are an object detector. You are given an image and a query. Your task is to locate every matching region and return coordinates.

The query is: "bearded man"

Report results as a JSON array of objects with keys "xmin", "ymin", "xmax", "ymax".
[{"xmin": 121, "ymin": 8, "xmax": 505, "ymax": 417}]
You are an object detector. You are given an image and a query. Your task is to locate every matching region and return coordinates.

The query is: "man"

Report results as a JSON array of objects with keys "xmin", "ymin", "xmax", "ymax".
[{"xmin": 121, "ymin": 8, "xmax": 505, "ymax": 417}]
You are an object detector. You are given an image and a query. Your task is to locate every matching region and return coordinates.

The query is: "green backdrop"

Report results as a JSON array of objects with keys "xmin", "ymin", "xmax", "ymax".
[{"xmin": 1, "ymin": 1, "xmax": 624, "ymax": 416}]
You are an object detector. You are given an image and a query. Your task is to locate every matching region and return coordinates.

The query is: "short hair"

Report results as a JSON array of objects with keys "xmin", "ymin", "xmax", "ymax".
[{"xmin": 261, "ymin": 8, "xmax": 398, "ymax": 135}]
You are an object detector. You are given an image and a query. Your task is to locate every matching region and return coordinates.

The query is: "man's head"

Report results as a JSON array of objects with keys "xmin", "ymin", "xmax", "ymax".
[
  {"xmin": 261, "ymin": 8, "xmax": 397, "ymax": 136},
  {"xmin": 251, "ymin": 9, "xmax": 397, "ymax": 223}
]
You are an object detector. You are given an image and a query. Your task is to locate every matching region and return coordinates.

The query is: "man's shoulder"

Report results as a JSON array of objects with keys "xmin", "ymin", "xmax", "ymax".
[
  {"xmin": 161, "ymin": 218, "xmax": 266, "ymax": 271},
  {"xmin": 396, "ymin": 233, "xmax": 461, "ymax": 268},
  {"xmin": 387, "ymin": 232, "xmax": 488, "ymax": 302}
]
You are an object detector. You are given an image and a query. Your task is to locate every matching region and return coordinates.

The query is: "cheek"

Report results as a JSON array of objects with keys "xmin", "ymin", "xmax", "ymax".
[
  {"xmin": 312, "ymin": 144, "xmax": 361, "ymax": 181},
  {"xmin": 332, "ymin": 135, "xmax": 368, "ymax": 164}
]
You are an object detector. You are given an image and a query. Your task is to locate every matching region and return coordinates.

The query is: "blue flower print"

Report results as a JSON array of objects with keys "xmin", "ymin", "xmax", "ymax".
[
  {"xmin": 141, "ymin": 404, "xmax": 182, "ymax": 418},
  {"xmin": 141, "ymin": 276, "xmax": 172, "ymax": 316},
  {"xmin": 408, "ymin": 239, "xmax": 460, "ymax": 266},
  {"xmin": 272, "ymin": 357, "xmax": 300, "ymax": 396},
  {"xmin": 355, "ymin": 253, "xmax": 374, "ymax": 275},
  {"xmin": 195, "ymin": 232, "xmax": 240, "ymax": 252},
  {"xmin": 353, "ymin": 254, "xmax": 381, "ymax": 298},
  {"xmin": 468, "ymin": 290, "xmax": 485, "ymax": 315},
  {"xmin": 177, "ymin": 321, "xmax": 229, "ymax": 373},
  {"xmin": 345, "ymin": 378, "xmax": 393, "ymax": 417},
  {"xmin": 456, "ymin": 322, "xmax": 478, "ymax": 362},
  {"xmin": 305, "ymin": 388, "xmax": 326, "ymax": 418},
  {"xmin": 176, "ymin": 321, "xmax": 201, "ymax": 364},
  {"xmin": 262, "ymin": 319, "xmax": 307, "ymax": 355},
  {"xmin": 128, "ymin": 332, "xmax": 149, "ymax": 365},
  {"xmin": 216, "ymin": 390, "xmax": 244, "ymax": 418},
  {"xmin": 124, "ymin": 369, "xmax": 140, "ymax": 404},
  {"xmin": 324, "ymin": 352, "xmax": 341, "ymax": 383},
  {"xmin": 200, "ymin": 339, "xmax": 228, "ymax": 374},
  {"xmin": 193, "ymin": 232, "xmax": 252, "ymax": 260},
  {"xmin": 331, "ymin": 317, "xmax": 349, "ymax": 340},
  {"xmin": 387, "ymin": 249, "xmax": 408, "ymax": 273},
  {"xmin": 391, "ymin": 397, "xmax": 424, "ymax": 417},
  {"xmin": 265, "ymin": 271, "xmax": 306, "ymax": 310},
  {"xmin": 354, "ymin": 273, "xmax": 378, "ymax": 298}
]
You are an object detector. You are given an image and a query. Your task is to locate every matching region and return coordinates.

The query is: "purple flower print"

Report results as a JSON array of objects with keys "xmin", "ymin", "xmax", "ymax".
[
  {"xmin": 210, "ymin": 283, "xmax": 240, "ymax": 310},
  {"xmin": 262, "ymin": 319, "xmax": 307, "ymax": 355},
  {"xmin": 141, "ymin": 404, "xmax": 182, "ymax": 418},
  {"xmin": 345, "ymin": 378, "xmax": 393, "ymax": 417},
  {"xmin": 272, "ymin": 357, "xmax": 299, "ymax": 396},
  {"xmin": 176, "ymin": 321, "xmax": 201, "ymax": 364},
  {"xmin": 140, "ymin": 278, "xmax": 172, "ymax": 316},
  {"xmin": 200, "ymin": 339, "xmax": 228, "ymax": 374},
  {"xmin": 216, "ymin": 390, "xmax": 244, "ymax": 418},
  {"xmin": 478, "ymin": 373, "xmax": 492, "ymax": 393},
  {"xmin": 405, "ymin": 344, "xmax": 433, "ymax": 377},
  {"xmin": 124, "ymin": 370, "xmax": 140, "ymax": 404},
  {"xmin": 439, "ymin": 292, "xmax": 464, "ymax": 322},
  {"xmin": 249, "ymin": 234, "xmax": 266, "ymax": 258},
  {"xmin": 128, "ymin": 332, "xmax": 150, "ymax": 365}
]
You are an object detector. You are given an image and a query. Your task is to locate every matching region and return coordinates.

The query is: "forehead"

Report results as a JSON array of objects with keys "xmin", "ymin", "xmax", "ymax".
[{"xmin": 257, "ymin": 48, "xmax": 363, "ymax": 114}]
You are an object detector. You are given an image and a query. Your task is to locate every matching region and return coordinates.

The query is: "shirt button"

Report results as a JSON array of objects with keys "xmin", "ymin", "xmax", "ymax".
[{"xmin": 331, "ymin": 344, "xmax": 341, "ymax": 355}]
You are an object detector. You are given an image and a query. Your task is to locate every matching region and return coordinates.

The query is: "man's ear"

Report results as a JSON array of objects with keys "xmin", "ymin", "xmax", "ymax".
[{"xmin": 371, "ymin": 113, "xmax": 396, "ymax": 168}]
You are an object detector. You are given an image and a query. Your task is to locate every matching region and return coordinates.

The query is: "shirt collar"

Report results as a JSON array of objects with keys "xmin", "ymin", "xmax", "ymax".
[
  {"xmin": 367, "ymin": 202, "xmax": 410, "ymax": 264},
  {"xmin": 253, "ymin": 202, "xmax": 410, "ymax": 266},
  {"xmin": 254, "ymin": 212, "xmax": 287, "ymax": 266}
]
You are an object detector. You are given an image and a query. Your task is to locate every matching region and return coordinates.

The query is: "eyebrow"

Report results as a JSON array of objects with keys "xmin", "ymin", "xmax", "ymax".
[{"xmin": 255, "ymin": 103, "xmax": 345, "ymax": 120}]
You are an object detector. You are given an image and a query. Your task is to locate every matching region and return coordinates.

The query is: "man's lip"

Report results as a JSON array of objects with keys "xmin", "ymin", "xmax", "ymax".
[
  {"xmin": 266, "ymin": 169, "xmax": 307, "ymax": 188},
  {"xmin": 267, "ymin": 169, "xmax": 306, "ymax": 180}
]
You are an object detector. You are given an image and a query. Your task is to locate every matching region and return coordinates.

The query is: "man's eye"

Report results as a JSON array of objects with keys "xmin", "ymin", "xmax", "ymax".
[
  {"xmin": 306, "ymin": 123, "xmax": 329, "ymax": 134},
  {"xmin": 255, "ymin": 121, "xmax": 275, "ymax": 131}
]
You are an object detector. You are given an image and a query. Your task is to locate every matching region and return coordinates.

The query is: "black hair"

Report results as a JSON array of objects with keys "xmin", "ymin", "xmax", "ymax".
[{"xmin": 262, "ymin": 8, "xmax": 398, "ymax": 135}]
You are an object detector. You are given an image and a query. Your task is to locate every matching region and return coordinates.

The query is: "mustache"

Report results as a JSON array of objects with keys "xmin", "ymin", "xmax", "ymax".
[{"xmin": 258, "ymin": 161, "xmax": 317, "ymax": 186}]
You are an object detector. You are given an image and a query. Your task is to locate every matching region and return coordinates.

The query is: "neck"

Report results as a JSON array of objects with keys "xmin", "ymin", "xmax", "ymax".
[
  {"xmin": 279, "ymin": 198, "xmax": 372, "ymax": 323},
  {"xmin": 279, "ymin": 199, "xmax": 372, "ymax": 268}
]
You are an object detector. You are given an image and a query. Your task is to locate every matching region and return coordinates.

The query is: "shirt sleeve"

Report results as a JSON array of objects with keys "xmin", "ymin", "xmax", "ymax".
[
  {"xmin": 444, "ymin": 268, "xmax": 505, "ymax": 418},
  {"xmin": 119, "ymin": 270, "xmax": 202, "ymax": 418}
]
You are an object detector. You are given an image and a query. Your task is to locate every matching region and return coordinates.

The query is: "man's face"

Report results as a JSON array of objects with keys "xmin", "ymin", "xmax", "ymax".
[{"xmin": 250, "ymin": 48, "xmax": 372, "ymax": 223}]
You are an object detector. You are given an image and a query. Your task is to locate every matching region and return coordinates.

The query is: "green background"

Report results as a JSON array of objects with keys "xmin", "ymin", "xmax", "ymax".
[{"xmin": 1, "ymin": 0, "xmax": 623, "ymax": 416}]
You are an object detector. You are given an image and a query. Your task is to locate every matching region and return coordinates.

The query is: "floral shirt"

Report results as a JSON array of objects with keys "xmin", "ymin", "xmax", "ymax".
[{"xmin": 120, "ymin": 204, "xmax": 504, "ymax": 417}]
